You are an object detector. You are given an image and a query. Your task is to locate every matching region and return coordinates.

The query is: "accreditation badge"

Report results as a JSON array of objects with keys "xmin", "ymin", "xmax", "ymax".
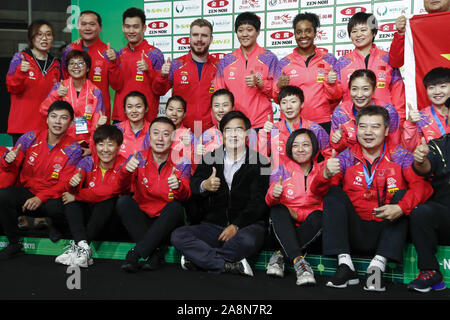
[
  {"xmin": 75, "ymin": 116, "xmax": 89, "ymax": 134},
  {"xmin": 51, "ymin": 172, "xmax": 59, "ymax": 179},
  {"xmin": 168, "ymin": 192, "xmax": 174, "ymax": 200}
]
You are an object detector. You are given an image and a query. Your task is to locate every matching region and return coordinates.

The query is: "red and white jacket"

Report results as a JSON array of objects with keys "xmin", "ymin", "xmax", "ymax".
[
  {"xmin": 0, "ymin": 130, "xmax": 83, "ymax": 202},
  {"xmin": 6, "ymin": 50, "xmax": 60, "ymax": 134},
  {"xmin": 114, "ymin": 120, "xmax": 151, "ymax": 160},
  {"xmin": 311, "ymin": 142, "xmax": 433, "ymax": 221},
  {"xmin": 266, "ymin": 158, "xmax": 323, "ymax": 223}
]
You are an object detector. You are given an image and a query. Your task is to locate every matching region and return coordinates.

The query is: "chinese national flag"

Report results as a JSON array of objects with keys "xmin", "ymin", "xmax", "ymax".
[{"xmin": 404, "ymin": 11, "xmax": 450, "ymax": 109}]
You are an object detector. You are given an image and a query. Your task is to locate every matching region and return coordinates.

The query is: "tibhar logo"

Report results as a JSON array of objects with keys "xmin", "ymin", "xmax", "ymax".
[{"xmin": 66, "ymin": 265, "xmax": 81, "ymax": 290}]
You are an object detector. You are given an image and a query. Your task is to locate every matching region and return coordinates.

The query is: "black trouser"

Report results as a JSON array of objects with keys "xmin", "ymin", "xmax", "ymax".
[
  {"xmin": 116, "ymin": 195, "xmax": 185, "ymax": 259},
  {"xmin": 64, "ymin": 198, "xmax": 117, "ymax": 243},
  {"xmin": 0, "ymin": 186, "xmax": 65, "ymax": 244},
  {"xmin": 409, "ymin": 201, "xmax": 450, "ymax": 271},
  {"xmin": 270, "ymin": 204, "xmax": 322, "ymax": 260},
  {"xmin": 322, "ymin": 186, "xmax": 408, "ymax": 263}
]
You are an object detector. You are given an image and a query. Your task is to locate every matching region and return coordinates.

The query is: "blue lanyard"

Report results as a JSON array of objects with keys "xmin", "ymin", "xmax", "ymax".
[
  {"xmin": 285, "ymin": 119, "xmax": 302, "ymax": 134},
  {"xmin": 362, "ymin": 142, "xmax": 386, "ymax": 189},
  {"xmin": 430, "ymin": 105, "xmax": 447, "ymax": 136}
]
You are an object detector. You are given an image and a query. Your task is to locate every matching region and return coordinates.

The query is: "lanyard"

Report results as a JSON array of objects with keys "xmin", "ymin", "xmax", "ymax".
[
  {"xmin": 430, "ymin": 105, "xmax": 447, "ymax": 136},
  {"xmin": 362, "ymin": 142, "xmax": 386, "ymax": 189},
  {"xmin": 285, "ymin": 118, "xmax": 302, "ymax": 134}
]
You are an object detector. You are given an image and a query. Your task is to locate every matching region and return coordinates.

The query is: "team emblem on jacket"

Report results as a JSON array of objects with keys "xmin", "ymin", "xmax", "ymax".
[
  {"xmin": 53, "ymin": 164, "xmax": 62, "ymax": 173},
  {"xmin": 89, "ymin": 181, "xmax": 95, "ymax": 188}
]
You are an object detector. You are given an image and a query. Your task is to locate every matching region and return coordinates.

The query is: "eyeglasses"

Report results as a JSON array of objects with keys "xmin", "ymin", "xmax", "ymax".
[
  {"xmin": 68, "ymin": 61, "xmax": 86, "ymax": 68},
  {"xmin": 224, "ymin": 127, "xmax": 246, "ymax": 134},
  {"xmin": 36, "ymin": 32, "xmax": 53, "ymax": 39}
]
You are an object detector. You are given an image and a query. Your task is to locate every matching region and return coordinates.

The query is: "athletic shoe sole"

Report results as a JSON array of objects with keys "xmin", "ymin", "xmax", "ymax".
[
  {"xmin": 240, "ymin": 258, "xmax": 254, "ymax": 277},
  {"xmin": 326, "ymin": 278, "xmax": 359, "ymax": 288}
]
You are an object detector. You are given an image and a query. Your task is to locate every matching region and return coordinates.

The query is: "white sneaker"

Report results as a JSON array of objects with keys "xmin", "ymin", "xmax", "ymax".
[
  {"xmin": 266, "ymin": 251, "xmax": 285, "ymax": 278},
  {"xmin": 239, "ymin": 258, "xmax": 254, "ymax": 277},
  {"xmin": 55, "ymin": 241, "xmax": 78, "ymax": 266},
  {"xmin": 72, "ymin": 240, "xmax": 93, "ymax": 268},
  {"xmin": 294, "ymin": 256, "xmax": 316, "ymax": 286}
]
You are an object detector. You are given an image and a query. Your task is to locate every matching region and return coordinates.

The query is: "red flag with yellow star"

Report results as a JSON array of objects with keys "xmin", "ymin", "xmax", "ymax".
[{"xmin": 404, "ymin": 11, "xmax": 450, "ymax": 109}]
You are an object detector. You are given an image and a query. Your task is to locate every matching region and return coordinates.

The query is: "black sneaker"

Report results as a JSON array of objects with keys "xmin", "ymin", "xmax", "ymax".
[
  {"xmin": 326, "ymin": 264, "xmax": 360, "ymax": 288},
  {"xmin": 180, "ymin": 255, "xmax": 197, "ymax": 271},
  {"xmin": 363, "ymin": 266, "xmax": 386, "ymax": 292},
  {"xmin": 0, "ymin": 242, "xmax": 24, "ymax": 260},
  {"xmin": 223, "ymin": 258, "xmax": 254, "ymax": 277},
  {"xmin": 121, "ymin": 248, "xmax": 141, "ymax": 273},
  {"xmin": 142, "ymin": 249, "xmax": 163, "ymax": 271},
  {"xmin": 407, "ymin": 270, "xmax": 446, "ymax": 293}
]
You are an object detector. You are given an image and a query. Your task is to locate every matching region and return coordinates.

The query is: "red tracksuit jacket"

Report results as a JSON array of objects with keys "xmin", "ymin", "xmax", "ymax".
[
  {"xmin": 115, "ymin": 120, "xmax": 151, "ymax": 160},
  {"xmin": 6, "ymin": 50, "xmax": 60, "ymax": 134},
  {"xmin": 0, "ymin": 147, "xmax": 18, "ymax": 188},
  {"xmin": 113, "ymin": 40, "xmax": 164, "ymax": 122},
  {"xmin": 310, "ymin": 142, "xmax": 433, "ymax": 221},
  {"xmin": 152, "ymin": 52, "xmax": 220, "ymax": 132},
  {"xmin": 61, "ymin": 38, "xmax": 123, "ymax": 122},
  {"xmin": 119, "ymin": 148, "xmax": 191, "ymax": 218},
  {"xmin": 68, "ymin": 152, "xmax": 127, "ymax": 203},
  {"xmin": 0, "ymin": 130, "xmax": 83, "ymax": 202}
]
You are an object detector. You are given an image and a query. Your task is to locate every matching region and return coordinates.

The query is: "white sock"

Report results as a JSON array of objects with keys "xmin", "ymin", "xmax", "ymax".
[
  {"xmin": 369, "ymin": 255, "xmax": 387, "ymax": 272},
  {"xmin": 77, "ymin": 240, "xmax": 89, "ymax": 250},
  {"xmin": 338, "ymin": 253, "xmax": 355, "ymax": 271}
]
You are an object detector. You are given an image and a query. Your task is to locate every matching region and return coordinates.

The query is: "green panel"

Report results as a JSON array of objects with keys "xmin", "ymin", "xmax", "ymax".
[{"xmin": 0, "ymin": 134, "xmax": 13, "ymax": 147}]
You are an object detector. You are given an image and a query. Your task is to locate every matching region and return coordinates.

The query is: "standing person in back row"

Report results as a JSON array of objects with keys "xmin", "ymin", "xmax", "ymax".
[
  {"xmin": 214, "ymin": 12, "xmax": 279, "ymax": 131},
  {"xmin": 153, "ymin": 18, "xmax": 220, "ymax": 133},
  {"xmin": 61, "ymin": 10, "xmax": 123, "ymax": 124},
  {"xmin": 113, "ymin": 7, "xmax": 164, "ymax": 123}
]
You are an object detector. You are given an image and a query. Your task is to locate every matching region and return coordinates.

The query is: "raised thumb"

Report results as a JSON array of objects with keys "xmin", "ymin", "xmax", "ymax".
[
  {"xmin": 278, "ymin": 176, "xmax": 282, "ymax": 185},
  {"xmin": 331, "ymin": 149, "xmax": 337, "ymax": 158},
  {"xmin": 211, "ymin": 167, "xmax": 217, "ymax": 178},
  {"xmin": 107, "ymin": 42, "xmax": 111, "ymax": 50},
  {"xmin": 421, "ymin": 137, "xmax": 427, "ymax": 146}
]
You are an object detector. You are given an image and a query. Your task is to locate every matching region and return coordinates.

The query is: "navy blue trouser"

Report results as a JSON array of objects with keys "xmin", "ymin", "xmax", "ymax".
[{"xmin": 170, "ymin": 222, "xmax": 265, "ymax": 272}]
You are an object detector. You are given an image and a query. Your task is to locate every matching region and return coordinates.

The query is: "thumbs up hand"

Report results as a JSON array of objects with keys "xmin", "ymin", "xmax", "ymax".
[
  {"xmin": 202, "ymin": 167, "xmax": 221, "ymax": 192},
  {"xmin": 327, "ymin": 66, "xmax": 337, "ymax": 84},
  {"xmin": 105, "ymin": 43, "xmax": 117, "ymax": 61},
  {"xmin": 69, "ymin": 168, "xmax": 83, "ymax": 188},
  {"xmin": 136, "ymin": 51, "xmax": 149, "ymax": 71},
  {"xmin": 96, "ymin": 111, "xmax": 108, "ymax": 127},
  {"xmin": 168, "ymin": 166, "xmax": 180, "ymax": 190},
  {"xmin": 277, "ymin": 71, "xmax": 290, "ymax": 89},
  {"xmin": 161, "ymin": 57, "xmax": 171, "ymax": 77},
  {"xmin": 125, "ymin": 151, "xmax": 140, "ymax": 173},
  {"xmin": 245, "ymin": 70, "xmax": 257, "ymax": 87},
  {"xmin": 20, "ymin": 54, "xmax": 31, "ymax": 73},
  {"xmin": 407, "ymin": 103, "xmax": 421, "ymax": 124},
  {"xmin": 396, "ymin": 15, "xmax": 407, "ymax": 35},
  {"xmin": 324, "ymin": 149, "xmax": 341, "ymax": 179},
  {"xmin": 57, "ymin": 80, "xmax": 68, "ymax": 97},
  {"xmin": 413, "ymin": 137, "xmax": 429, "ymax": 164},
  {"xmin": 181, "ymin": 128, "xmax": 192, "ymax": 146},
  {"xmin": 272, "ymin": 176, "xmax": 283, "ymax": 198},
  {"xmin": 331, "ymin": 124, "xmax": 343, "ymax": 144},
  {"xmin": 195, "ymin": 136, "xmax": 206, "ymax": 157},
  {"xmin": 263, "ymin": 114, "xmax": 274, "ymax": 133},
  {"xmin": 5, "ymin": 144, "xmax": 21, "ymax": 164}
]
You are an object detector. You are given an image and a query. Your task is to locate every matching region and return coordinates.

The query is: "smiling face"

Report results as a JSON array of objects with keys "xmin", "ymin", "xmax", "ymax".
[
  {"xmin": 222, "ymin": 118, "xmax": 247, "ymax": 153},
  {"xmin": 294, "ymin": 19, "xmax": 316, "ymax": 53},
  {"xmin": 78, "ymin": 13, "xmax": 102, "ymax": 44},
  {"xmin": 122, "ymin": 17, "xmax": 145, "ymax": 46},
  {"xmin": 165, "ymin": 100, "xmax": 186, "ymax": 128},
  {"xmin": 356, "ymin": 114, "xmax": 389, "ymax": 152},
  {"xmin": 67, "ymin": 56, "xmax": 88, "ymax": 80},
  {"xmin": 426, "ymin": 82, "xmax": 450, "ymax": 108},
  {"xmin": 47, "ymin": 109, "xmax": 72, "ymax": 138},
  {"xmin": 280, "ymin": 94, "xmax": 303, "ymax": 121},
  {"xmin": 291, "ymin": 133, "xmax": 314, "ymax": 165},
  {"xmin": 125, "ymin": 96, "xmax": 147, "ymax": 124},
  {"xmin": 350, "ymin": 77, "xmax": 375, "ymax": 110},
  {"xmin": 149, "ymin": 121, "xmax": 174, "ymax": 155},
  {"xmin": 236, "ymin": 24, "xmax": 259, "ymax": 51},
  {"xmin": 96, "ymin": 138, "xmax": 120, "ymax": 167},
  {"xmin": 32, "ymin": 24, "xmax": 54, "ymax": 52},
  {"xmin": 212, "ymin": 94, "xmax": 234, "ymax": 123},
  {"xmin": 190, "ymin": 25, "xmax": 213, "ymax": 57},
  {"xmin": 350, "ymin": 23, "xmax": 375, "ymax": 50}
]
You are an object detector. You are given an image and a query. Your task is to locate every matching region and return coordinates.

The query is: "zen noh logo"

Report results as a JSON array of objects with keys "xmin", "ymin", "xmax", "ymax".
[
  {"xmin": 340, "ymin": 7, "xmax": 367, "ymax": 16},
  {"xmin": 148, "ymin": 21, "xmax": 168, "ymax": 29},
  {"xmin": 207, "ymin": 0, "xmax": 229, "ymax": 7},
  {"xmin": 177, "ymin": 37, "xmax": 190, "ymax": 45},
  {"xmin": 379, "ymin": 23, "xmax": 396, "ymax": 33},
  {"xmin": 270, "ymin": 31, "xmax": 293, "ymax": 40}
]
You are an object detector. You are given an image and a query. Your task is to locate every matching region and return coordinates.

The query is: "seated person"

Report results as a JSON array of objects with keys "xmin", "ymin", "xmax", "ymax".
[
  {"xmin": 265, "ymin": 129, "xmax": 323, "ymax": 286},
  {"xmin": 40, "ymin": 50, "xmax": 106, "ymax": 155},
  {"xmin": 407, "ymin": 133, "xmax": 450, "ymax": 292},
  {"xmin": 116, "ymin": 117, "xmax": 191, "ymax": 273},
  {"xmin": 170, "ymin": 111, "xmax": 271, "ymax": 277},
  {"xmin": 115, "ymin": 90, "xmax": 152, "ymax": 159},
  {"xmin": 55, "ymin": 124, "xmax": 127, "ymax": 268},
  {"xmin": 0, "ymin": 101, "xmax": 83, "ymax": 259},
  {"xmin": 311, "ymin": 105, "xmax": 433, "ymax": 291},
  {"xmin": 402, "ymin": 67, "xmax": 450, "ymax": 151},
  {"xmin": 259, "ymin": 85, "xmax": 331, "ymax": 168},
  {"xmin": 330, "ymin": 69, "xmax": 401, "ymax": 153}
]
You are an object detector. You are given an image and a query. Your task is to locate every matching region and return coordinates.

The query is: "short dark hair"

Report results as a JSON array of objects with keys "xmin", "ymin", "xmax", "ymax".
[
  {"xmin": 211, "ymin": 89, "xmax": 235, "ymax": 107},
  {"xmin": 79, "ymin": 10, "xmax": 102, "ymax": 27},
  {"xmin": 47, "ymin": 100, "xmax": 75, "ymax": 120},
  {"xmin": 286, "ymin": 128, "xmax": 319, "ymax": 162},
  {"xmin": 423, "ymin": 67, "xmax": 450, "ymax": 88},
  {"xmin": 65, "ymin": 49, "xmax": 92, "ymax": 75},
  {"xmin": 190, "ymin": 18, "xmax": 213, "ymax": 34},
  {"xmin": 235, "ymin": 12, "xmax": 261, "ymax": 32},
  {"xmin": 123, "ymin": 7, "xmax": 146, "ymax": 26},
  {"xmin": 292, "ymin": 12, "xmax": 320, "ymax": 32},
  {"xmin": 166, "ymin": 96, "xmax": 187, "ymax": 113},
  {"xmin": 150, "ymin": 116, "xmax": 176, "ymax": 131},
  {"xmin": 219, "ymin": 110, "xmax": 251, "ymax": 133},
  {"xmin": 349, "ymin": 69, "xmax": 377, "ymax": 89},
  {"xmin": 27, "ymin": 20, "xmax": 54, "ymax": 49},
  {"xmin": 123, "ymin": 90, "xmax": 148, "ymax": 111},
  {"xmin": 278, "ymin": 85, "xmax": 305, "ymax": 103},
  {"xmin": 347, "ymin": 12, "xmax": 378, "ymax": 40},
  {"xmin": 93, "ymin": 124, "xmax": 123, "ymax": 146},
  {"xmin": 355, "ymin": 105, "xmax": 390, "ymax": 128}
]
